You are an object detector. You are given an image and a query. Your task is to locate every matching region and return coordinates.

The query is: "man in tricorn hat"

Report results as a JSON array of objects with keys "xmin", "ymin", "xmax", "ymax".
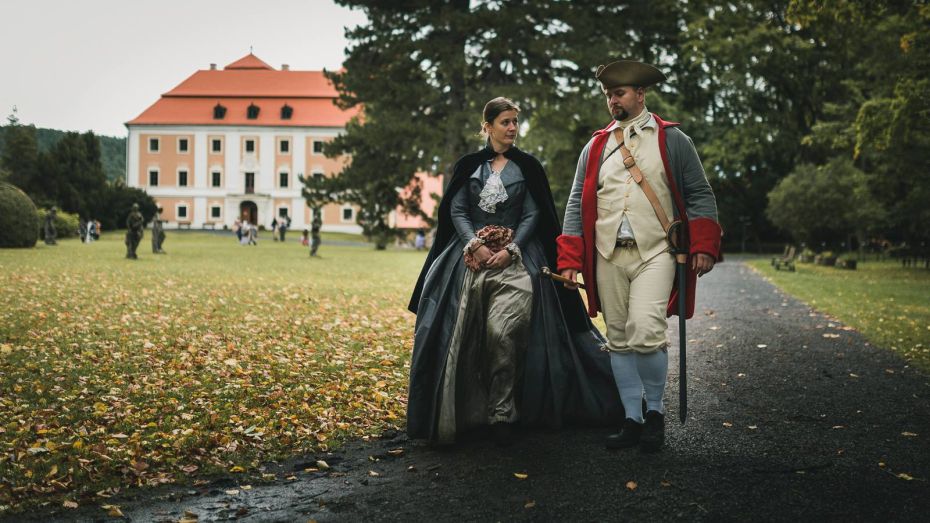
[{"xmin": 557, "ymin": 60, "xmax": 722, "ymax": 452}]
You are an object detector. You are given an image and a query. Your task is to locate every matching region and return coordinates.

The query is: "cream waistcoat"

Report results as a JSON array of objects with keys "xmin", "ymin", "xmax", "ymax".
[{"xmin": 595, "ymin": 114, "xmax": 675, "ymax": 262}]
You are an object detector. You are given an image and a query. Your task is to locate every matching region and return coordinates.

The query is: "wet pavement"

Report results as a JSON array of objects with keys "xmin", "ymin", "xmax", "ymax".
[{"xmin": 13, "ymin": 261, "xmax": 930, "ymax": 522}]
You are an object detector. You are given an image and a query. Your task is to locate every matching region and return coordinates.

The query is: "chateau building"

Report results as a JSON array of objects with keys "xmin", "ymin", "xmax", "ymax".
[{"xmin": 126, "ymin": 53, "xmax": 436, "ymax": 233}]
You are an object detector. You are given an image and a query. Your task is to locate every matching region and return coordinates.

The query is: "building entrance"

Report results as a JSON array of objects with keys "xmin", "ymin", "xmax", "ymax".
[{"xmin": 240, "ymin": 201, "xmax": 257, "ymax": 224}]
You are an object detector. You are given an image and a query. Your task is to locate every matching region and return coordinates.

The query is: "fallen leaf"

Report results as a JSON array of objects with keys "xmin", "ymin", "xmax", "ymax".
[
  {"xmin": 748, "ymin": 425, "xmax": 758, "ymax": 430},
  {"xmin": 722, "ymin": 422, "xmax": 733, "ymax": 427},
  {"xmin": 225, "ymin": 489, "xmax": 239, "ymax": 495},
  {"xmin": 660, "ymin": 480, "xmax": 671, "ymax": 487},
  {"xmin": 368, "ymin": 470, "xmax": 380, "ymax": 477},
  {"xmin": 316, "ymin": 460, "xmax": 330, "ymax": 470},
  {"xmin": 756, "ymin": 344, "xmax": 767, "ymax": 348},
  {"xmin": 897, "ymin": 473, "xmax": 914, "ymax": 481},
  {"xmin": 63, "ymin": 500, "xmax": 79, "ymax": 509},
  {"xmin": 229, "ymin": 465, "xmax": 245, "ymax": 473},
  {"xmin": 514, "ymin": 472, "xmax": 528, "ymax": 480},
  {"xmin": 106, "ymin": 505, "xmax": 124, "ymax": 517},
  {"xmin": 902, "ymin": 432, "xmax": 918, "ymax": 437},
  {"xmin": 524, "ymin": 500, "xmax": 536, "ymax": 509},
  {"xmin": 822, "ymin": 333, "xmax": 840, "ymax": 338},
  {"xmin": 625, "ymin": 481, "xmax": 638, "ymax": 491}
]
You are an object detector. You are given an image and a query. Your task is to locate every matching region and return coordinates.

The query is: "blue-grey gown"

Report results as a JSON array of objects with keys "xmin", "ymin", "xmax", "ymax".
[{"xmin": 408, "ymin": 155, "xmax": 623, "ymax": 442}]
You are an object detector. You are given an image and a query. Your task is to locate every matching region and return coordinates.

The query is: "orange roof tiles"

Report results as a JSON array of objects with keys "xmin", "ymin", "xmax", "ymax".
[{"xmin": 127, "ymin": 53, "xmax": 356, "ymax": 128}]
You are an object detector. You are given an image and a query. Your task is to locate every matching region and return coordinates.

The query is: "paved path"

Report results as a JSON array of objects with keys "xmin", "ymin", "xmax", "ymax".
[{"xmin": 22, "ymin": 261, "xmax": 930, "ymax": 522}]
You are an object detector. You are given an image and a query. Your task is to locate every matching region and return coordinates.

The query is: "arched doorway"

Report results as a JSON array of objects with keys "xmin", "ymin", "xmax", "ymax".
[{"xmin": 240, "ymin": 201, "xmax": 257, "ymax": 224}]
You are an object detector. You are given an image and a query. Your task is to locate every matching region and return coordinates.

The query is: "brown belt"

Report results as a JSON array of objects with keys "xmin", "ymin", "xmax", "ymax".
[{"xmin": 616, "ymin": 238, "xmax": 636, "ymax": 248}]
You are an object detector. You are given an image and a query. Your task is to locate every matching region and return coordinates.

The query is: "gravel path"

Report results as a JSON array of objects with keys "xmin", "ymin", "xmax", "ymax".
[{"xmin": 20, "ymin": 260, "xmax": 930, "ymax": 522}]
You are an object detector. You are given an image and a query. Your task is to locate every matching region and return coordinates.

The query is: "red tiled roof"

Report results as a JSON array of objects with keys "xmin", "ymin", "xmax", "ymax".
[
  {"xmin": 224, "ymin": 53, "xmax": 274, "ymax": 70},
  {"xmin": 127, "ymin": 54, "xmax": 355, "ymax": 127}
]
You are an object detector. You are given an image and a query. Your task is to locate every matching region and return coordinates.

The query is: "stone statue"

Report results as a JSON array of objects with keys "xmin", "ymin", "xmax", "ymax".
[
  {"xmin": 152, "ymin": 207, "xmax": 166, "ymax": 254},
  {"xmin": 125, "ymin": 203, "xmax": 144, "ymax": 259},
  {"xmin": 44, "ymin": 207, "xmax": 58, "ymax": 245}
]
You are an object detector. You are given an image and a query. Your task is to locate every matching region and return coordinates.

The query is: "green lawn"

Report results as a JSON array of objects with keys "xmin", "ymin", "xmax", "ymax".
[
  {"xmin": 0, "ymin": 232, "xmax": 427, "ymax": 510},
  {"xmin": 746, "ymin": 258, "xmax": 930, "ymax": 370}
]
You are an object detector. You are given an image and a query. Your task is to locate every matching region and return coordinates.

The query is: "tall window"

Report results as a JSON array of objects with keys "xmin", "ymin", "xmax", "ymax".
[
  {"xmin": 210, "ymin": 206, "xmax": 221, "ymax": 219},
  {"xmin": 312, "ymin": 140, "xmax": 324, "ymax": 154},
  {"xmin": 177, "ymin": 205, "xmax": 188, "ymax": 219},
  {"xmin": 211, "ymin": 139, "xmax": 222, "ymax": 153},
  {"xmin": 178, "ymin": 170, "xmax": 188, "ymax": 187},
  {"xmin": 279, "ymin": 171, "xmax": 288, "ymax": 188},
  {"xmin": 211, "ymin": 171, "xmax": 222, "ymax": 187},
  {"xmin": 279, "ymin": 139, "xmax": 290, "ymax": 154},
  {"xmin": 148, "ymin": 137, "xmax": 159, "ymax": 153},
  {"xmin": 245, "ymin": 172, "xmax": 255, "ymax": 194},
  {"xmin": 148, "ymin": 169, "xmax": 159, "ymax": 186},
  {"xmin": 178, "ymin": 138, "xmax": 189, "ymax": 153},
  {"xmin": 245, "ymin": 140, "xmax": 255, "ymax": 153}
]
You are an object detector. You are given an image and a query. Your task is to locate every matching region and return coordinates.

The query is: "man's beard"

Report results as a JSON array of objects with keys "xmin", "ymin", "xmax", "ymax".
[{"xmin": 612, "ymin": 107, "xmax": 629, "ymax": 121}]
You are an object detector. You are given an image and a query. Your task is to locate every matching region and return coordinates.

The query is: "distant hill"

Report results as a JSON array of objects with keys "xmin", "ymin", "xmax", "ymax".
[{"xmin": 0, "ymin": 125, "xmax": 125, "ymax": 183}]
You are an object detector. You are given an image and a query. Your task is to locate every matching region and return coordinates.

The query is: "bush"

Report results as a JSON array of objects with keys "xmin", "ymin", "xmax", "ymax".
[
  {"xmin": 37, "ymin": 208, "xmax": 80, "ymax": 240},
  {"xmin": 838, "ymin": 254, "xmax": 858, "ymax": 270},
  {"xmin": 0, "ymin": 182, "xmax": 39, "ymax": 248}
]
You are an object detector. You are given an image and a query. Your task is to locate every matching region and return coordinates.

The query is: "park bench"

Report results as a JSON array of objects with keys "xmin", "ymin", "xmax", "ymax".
[
  {"xmin": 772, "ymin": 245, "xmax": 796, "ymax": 271},
  {"xmin": 177, "ymin": 221, "xmax": 192, "ymax": 230},
  {"xmin": 202, "ymin": 222, "xmax": 216, "ymax": 230}
]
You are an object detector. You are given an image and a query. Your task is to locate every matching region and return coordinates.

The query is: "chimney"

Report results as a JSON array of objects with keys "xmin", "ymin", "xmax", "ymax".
[
  {"xmin": 282, "ymin": 64, "xmax": 290, "ymax": 71},
  {"xmin": 209, "ymin": 63, "xmax": 217, "ymax": 70}
]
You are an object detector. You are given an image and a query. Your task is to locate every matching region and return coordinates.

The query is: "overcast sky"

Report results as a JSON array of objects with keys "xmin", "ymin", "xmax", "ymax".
[{"xmin": 0, "ymin": 0, "xmax": 366, "ymax": 137}]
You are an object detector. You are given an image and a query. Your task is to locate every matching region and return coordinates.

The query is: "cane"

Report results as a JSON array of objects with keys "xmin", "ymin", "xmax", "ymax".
[{"xmin": 540, "ymin": 266, "xmax": 586, "ymax": 290}]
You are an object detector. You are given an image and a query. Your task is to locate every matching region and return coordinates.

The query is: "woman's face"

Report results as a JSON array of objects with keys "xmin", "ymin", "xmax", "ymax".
[{"xmin": 485, "ymin": 109, "xmax": 519, "ymax": 150}]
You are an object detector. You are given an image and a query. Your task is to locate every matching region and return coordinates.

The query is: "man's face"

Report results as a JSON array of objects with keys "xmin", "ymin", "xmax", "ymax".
[{"xmin": 604, "ymin": 85, "xmax": 645, "ymax": 120}]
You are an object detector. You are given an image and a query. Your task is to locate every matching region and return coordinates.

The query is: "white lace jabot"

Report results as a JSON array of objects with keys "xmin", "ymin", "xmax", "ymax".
[{"xmin": 478, "ymin": 162, "xmax": 508, "ymax": 213}]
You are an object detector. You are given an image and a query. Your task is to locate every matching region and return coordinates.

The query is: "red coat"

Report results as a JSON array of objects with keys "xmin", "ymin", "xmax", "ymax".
[{"xmin": 556, "ymin": 115, "xmax": 722, "ymax": 319}]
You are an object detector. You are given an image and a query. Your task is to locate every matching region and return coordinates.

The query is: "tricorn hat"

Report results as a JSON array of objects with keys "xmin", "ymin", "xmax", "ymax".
[{"xmin": 596, "ymin": 60, "xmax": 667, "ymax": 90}]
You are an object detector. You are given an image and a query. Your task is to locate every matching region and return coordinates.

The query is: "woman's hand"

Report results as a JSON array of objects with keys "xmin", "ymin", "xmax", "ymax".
[
  {"xmin": 472, "ymin": 244, "xmax": 493, "ymax": 266},
  {"xmin": 485, "ymin": 249, "xmax": 512, "ymax": 270}
]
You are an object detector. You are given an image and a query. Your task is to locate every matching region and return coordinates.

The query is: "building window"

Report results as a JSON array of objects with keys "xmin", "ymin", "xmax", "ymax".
[
  {"xmin": 245, "ymin": 172, "xmax": 255, "ymax": 194},
  {"xmin": 148, "ymin": 169, "xmax": 159, "ymax": 186},
  {"xmin": 247, "ymin": 103, "xmax": 260, "ymax": 119},
  {"xmin": 178, "ymin": 169, "xmax": 188, "ymax": 187},
  {"xmin": 341, "ymin": 206, "xmax": 354, "ymax": 222},
  {"xmin": 312, "ymin": 140, "xmax": 324, "ymax": 154},
  {"xmin": 312, "ymin": 170, "xmax": 325, "ymax": 180},
  {"xmin": 278, "ymin": 207, "xmax": 289, "ymax": 218},
  {"xmin": 178, "ymin": 138, "xmax": 189, "ymax": 153},
  {"xmin": 213, "ymin": 104, "xmax": 227, "ymax": 119},
  {"xmin": 245, "ymin": 140, "xmax": 255, "ymax": 153},
  {"xmin": 281, "ymin": 104, "xmax": 293, "ymax": 120},
  {"xmin": 279, "ymin": 139, "xmax": 289, "ymax": 154},
  {"xmin": 177, "ymin": 205, "xmax": 188, "ymax": 220},
  {"xmin": 210, "ymin": 205, "xmax": 221, "ymax": 219},
  {"xmin": 148, "ymin": 137, "xmax": 159, "ymax": 153},
  {"xmin": 279, "ymin": 171, "xmax": 289, "ymax": 188},
  {"xmin": 211, "ymin": 170, "xmax": 222, "ymax": 187},
  {"xmin": 211, "ymin": 138, "xmax": 222, "ymax": 153}
]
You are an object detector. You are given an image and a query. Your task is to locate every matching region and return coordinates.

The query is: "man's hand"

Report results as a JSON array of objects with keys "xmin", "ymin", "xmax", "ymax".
[
  {"xmin": 691, "ymin": 253, "xmax": 715, "ymax": 276},
  {"xmin": 485, "ymin": 250, "xmax": 512, "ymax": 270},
  {"xmin": 560, "ymin": 268, "xmax": 579, "ymax": 290}
]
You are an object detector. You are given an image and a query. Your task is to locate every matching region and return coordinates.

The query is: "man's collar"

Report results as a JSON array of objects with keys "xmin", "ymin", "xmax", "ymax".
[{"xmin": 605, "ymin": 111, "xmax": 656, "ymax": 133}]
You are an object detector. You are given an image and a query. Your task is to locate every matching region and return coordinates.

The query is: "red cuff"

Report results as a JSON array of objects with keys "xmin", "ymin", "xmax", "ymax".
[
  {"xmin": 556, "ymin": 234, "xmax": 584, "ymax": 272},
  {"xmin": 688, "ymin": 218, "xmax": 722, "ymax": 261}
]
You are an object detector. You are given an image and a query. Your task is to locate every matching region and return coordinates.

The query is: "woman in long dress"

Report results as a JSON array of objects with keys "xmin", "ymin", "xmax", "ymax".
[{"xmin": 408, "ymin": 97, "xmax": 622, "ymax": 445}]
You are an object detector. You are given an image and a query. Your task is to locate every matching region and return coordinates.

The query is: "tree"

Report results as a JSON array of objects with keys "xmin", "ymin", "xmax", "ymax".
[
  {"xmin": 1, "ymin": 110, "xmax": 42, "ymax": 205},
  {"xmin": 766, "ymin": 158, "xmax": 885, "ymax": 250}
]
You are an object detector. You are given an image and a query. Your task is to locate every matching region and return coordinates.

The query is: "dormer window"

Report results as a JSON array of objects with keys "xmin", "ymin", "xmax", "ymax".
[
  {"xmin": 247, "ymin": 103, "xmax": 260, "ymax": 119},
  {"xmin": 281, "ymin": 104, "xmax": 293, "ymax": 120},
  {"xmin": 213, "ymin": 103, "xmax": 226, "ymax": 119}
]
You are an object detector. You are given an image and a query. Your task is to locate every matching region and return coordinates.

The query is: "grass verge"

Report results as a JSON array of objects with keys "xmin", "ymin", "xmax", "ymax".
[
  {"xmin": 746, "ymin": 258, "xmax": 930, "ymax": 371},
  {"xmin": 0, "ymin": 232, "xmax": 426, "ymax": 511}
]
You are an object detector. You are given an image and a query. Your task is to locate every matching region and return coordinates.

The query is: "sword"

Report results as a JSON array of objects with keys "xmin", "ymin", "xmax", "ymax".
[
  {"xmin": 540, "ymin": 266, "xmax": 586, "ymax": 290},
  {"xmin": 667, "ymin": 221, "xmax": 689, "ymax": 424}
]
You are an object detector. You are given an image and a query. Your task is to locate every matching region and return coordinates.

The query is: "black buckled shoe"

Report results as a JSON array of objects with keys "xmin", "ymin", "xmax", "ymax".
[
  {"xmin": 606, "ymin": 418, "xmax": 643, "ymax": 450},
  {"xmin": 640, "ymin": 410, "xmax": 665, "ymax": 453}
]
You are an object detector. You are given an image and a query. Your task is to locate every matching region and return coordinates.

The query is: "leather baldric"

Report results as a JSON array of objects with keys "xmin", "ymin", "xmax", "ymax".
[{"xmin": 606, "ymin": 129, "xmax": 687, "ymax": 261}]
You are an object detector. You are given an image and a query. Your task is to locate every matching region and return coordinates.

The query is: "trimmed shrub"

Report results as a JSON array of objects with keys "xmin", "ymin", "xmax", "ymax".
[
  {"xmin": 0, "ymin": 182, "xmax": 39, "ymax": 248},
  {"xmin": 37, "ymin": 208, "xmax": 80, "ymax": 240}
]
